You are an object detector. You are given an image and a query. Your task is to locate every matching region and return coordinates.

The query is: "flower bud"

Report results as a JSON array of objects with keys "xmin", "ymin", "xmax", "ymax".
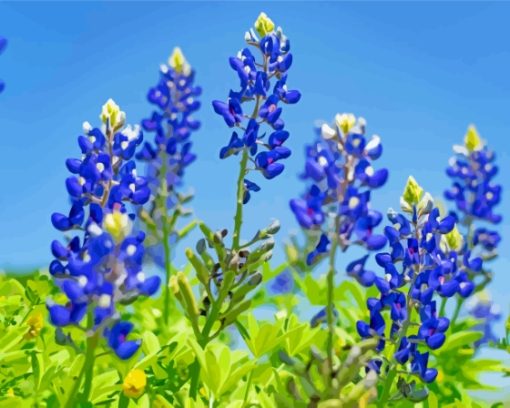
[
  {"xmin": 168, "ymin": 47, "xmax": 190, "ymax": 75},
  {"xmin": 464, "ymin": 125, "xmax": 482, "ymax": 152},
  {"xmin": 100, "ymin": 98, "xmax": 125, "ymax": 131},
  {"xmin": 254, "ymin": 12, "xmax": 275, "ymax": 37},
  {"xmin": 335, "ymin": 113, "xmax": 356, "ymax": 135},
  {"xmin": 402, "ymin": 176, "xmax": 424, "ymax": 207}
]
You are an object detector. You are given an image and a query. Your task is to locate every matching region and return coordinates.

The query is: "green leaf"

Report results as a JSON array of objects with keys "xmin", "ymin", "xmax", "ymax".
[
  {"xmin": 442, "ymin": 332, "xmax": 483, "ymax": 351},
  {"xmin": 141, "ymin": 331, "xmax": 160, "ymax": 355}
]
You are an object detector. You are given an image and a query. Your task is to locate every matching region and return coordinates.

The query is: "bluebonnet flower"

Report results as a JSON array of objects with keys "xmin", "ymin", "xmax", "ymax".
[
  {"xmin": 48, "ymin": 100, "xmax": 160, "ymax": 359},
  {"xmin": 136, "ymin": 48, "xmax": 201, "ymax": 269},
  {"xmin": 212, "ymin": 12, "xmax": 301, "ymax": 203},
  {"xmin": 356, "ymin": 177, "xmax": 483, "ymax": 383},
  {"xmin": 290, "ymin": 114, "xmax": 388, "ymax": 265},
  {"xmin": 467, "ymin": 291, "xmax": 501, "ymax": 347},
  {"xmin": 269, "ymin": 269, "xmax": 294, "ymax": 295},
  {"xmin": 445, "ymin": 126, "xmax": 501, "ymax": 224},
  {"xmin": 0, "ymin": 36, "xmax": 7, "ymax": 93},
  {"xmin": 444, "ymin": 126, "xmax": 502, "ymax": 288}
]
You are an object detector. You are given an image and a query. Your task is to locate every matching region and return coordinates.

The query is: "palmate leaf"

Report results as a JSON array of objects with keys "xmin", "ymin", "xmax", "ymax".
[{"xmin": 188, "ymin": 340, "xmax": 255, "ymax": 399}]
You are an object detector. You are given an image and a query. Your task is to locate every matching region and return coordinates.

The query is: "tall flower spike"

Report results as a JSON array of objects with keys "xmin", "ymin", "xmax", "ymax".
[
  {"xmin": 212, "ymin": 11, "xmax": 301, "ymax": 203},
  {"xmin": 0, "ymin": 36, "xmax": 7, "ymax": 93},
  {"xmin": 290, "ymin": 114, "xmax": 388, "ymax": 266},
  {"xmin": 444, "ymin": 125, "xmax": 502, "ymax": 289},
  {"xmin": 48, "ymin": 100, "xmax": 160, "ymax": 360},
  {"xmin": 356, "ymin": 178, "xmax": 482, "ymax": 387},
  {"xmin": 136, "ymin": 47, "xmax": 201, "ymax": 324},
  {"xmin": 289, "ymin": 114, "xmax": 388, "ymax": 392}
]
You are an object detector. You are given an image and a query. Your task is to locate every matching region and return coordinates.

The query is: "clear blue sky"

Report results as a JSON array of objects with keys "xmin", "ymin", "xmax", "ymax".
[{"xmin": 0, "ymin": 2, "xmax": 509, "ymax": 315}]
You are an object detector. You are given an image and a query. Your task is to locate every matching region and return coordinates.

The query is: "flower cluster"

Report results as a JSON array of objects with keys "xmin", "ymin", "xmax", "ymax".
[
  {"xmin": 356, "ymin": 178, "xmax": 484, "ymax": 383},
  {"xmin": 290, "ymin": 114, "xmax": 388, "ymax": 265},
  {"xmin": 212, "ymin": 12, "xmax": 301, "ymax": 203},
  {"xmin": 137, "ymin": 47, "xmax": 200, "ymax": 193},
  {"xmin": 445, "ymin": 126, "xmax": 501, "ymax": 224},
  {"xmin": 48, "ymin": 100, "xmax": 160, "ymax": 359},
  {"xmin": 444, "ymin": 125, "xmax": 502, "ymax": 283},
  {"xmin": 136, "ymin": 48, "xmax": 201, "ymax": 265},
  {"xmin": 0, "ymin": 36, "xmax": 7, "ymax": 93}
]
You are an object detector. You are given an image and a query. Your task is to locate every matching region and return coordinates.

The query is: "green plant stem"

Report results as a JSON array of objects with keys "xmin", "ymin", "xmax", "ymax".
[
  {"xmin": 232, "ymin": 148, "xmax": 249, "ymax": 250},
  {"xmin": 158, "ymin": 150, "xmax": 173, "ymax": 326},
  {"xmin": 450, "ymin": 297, "xmax": 463, "ymax": 329},
  {"xmin": 242, "ymin": 370, "xmax": 254, "ymax": 407},
  {"xmin": 65, "ymin": 313, "xmax": 98, "ymax": 408},
  {"xmin": 326, "ymin": 235, "xmax": 338, "ymax": 390},
  {"xmin": 81, "ymin": 332, "xmax": 99, "ymax": 403},
  {"xmin": 439, "ymin": 297, "xmax": 447, "ymax": 317},
  {"xmin": 377, "ymin": 367, "xmax": 397, "ymax": 408}
]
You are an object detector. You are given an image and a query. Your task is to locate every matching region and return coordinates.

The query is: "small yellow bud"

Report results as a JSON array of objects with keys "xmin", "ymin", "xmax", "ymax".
[
  {"xmin": 254, "ymin": 12, "xmax": 275, "ymax": 37},
  {"xmin": 6, "ymin": 388, "xmax": 15, "ymax": 397},
  {"xmin": 123, "ymin": 368, "xmax": 146, "ymax": 398},
  {"xmin": 169, "ymin": 275, "xmax": 180, "ymax": 295},
  {"xmin": 100, "ymin": 98, "xmax": 125, "ymax": 131},
  {"xmin": 335, "ymin": 113, "xmax": 356, "ymax": 135},
  {"xmin": 464, "ymin": 125, "xmax": 482, "ymax": 152},
  {"xmin": 24, "ymin": 312, "xmax": 44, "ymax": 339},
  {"xmin": 445, "ymin": 225, "xmax": 463, "ymax": 251},
  {"xmin": 168, "ymin": 47, "xmax": 190, "ymax": 75},
  {"xmin": 103, "ymin": 210, "xmax": 131, "ymax": 243},
  {"xmin": 402, "ymin": 176, "xmax": 424, "ymax": 206}
]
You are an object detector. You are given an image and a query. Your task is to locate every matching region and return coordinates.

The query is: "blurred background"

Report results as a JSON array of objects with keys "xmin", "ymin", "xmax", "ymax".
[{"xmin": 0, "ymin": 1, "xmax": 509, "ymax": 347}]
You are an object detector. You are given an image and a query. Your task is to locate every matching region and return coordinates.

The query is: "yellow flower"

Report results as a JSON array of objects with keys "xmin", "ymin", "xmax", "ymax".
[
  {"xmin": 464, "ymin": 125, "xmax": 482, "ymax": 152},
  {"xmin": 123, "ymin": 368, "xmax": 146, "ymax": 398},
  {"xmin": 335, "ymin": 113, "xmax": 356, "ymax": 135},
  {"xmin": 103, "ymin": 209, "xmax": 131, "ymax": 243},
  {"xmin": 100, "ymin": 98, "xmax": 125, "ymax": 131},
  {"xmin": 402, "ymin": 176, "xmax": 424, "ymax": 206},
  {"xmin": 168, "ymin": 47, "xmax": 190, "ymax": 75},
  {"xmin": 24, "ymin": 312, "xmax": 44, "ymax": 339},
  {"xmin": 254, "ymin": 12, "xmax": 275, "ymax": 37}
]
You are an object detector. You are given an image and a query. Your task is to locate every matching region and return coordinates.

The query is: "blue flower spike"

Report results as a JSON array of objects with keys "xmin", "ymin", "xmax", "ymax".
[
  {"xmin": 48, "ymin": 99, "xmax": 160, "ymax": 360},
  {"xmin": 444, "ymin": 125, "xmax": 502, "ymax": 291},
  {"xmin": 136, "ymin": 47, "xmax": 201, "ymax": 324},
  {"xmin": 357, "ymin": 177, "xmax": 483, "ymax": 384},
  {"xmin": 212, "ymin": 12, "xmax": 301, "ymax": 204},
  {"xmin": 290, "ymin": 114, "xmax": 388, "ymax": 265}
]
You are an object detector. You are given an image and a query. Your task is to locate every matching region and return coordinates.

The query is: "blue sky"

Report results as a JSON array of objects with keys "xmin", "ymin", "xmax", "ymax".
[{"xmin": 0, "ymin": 2, "xmax": 509, "ymax": 318}]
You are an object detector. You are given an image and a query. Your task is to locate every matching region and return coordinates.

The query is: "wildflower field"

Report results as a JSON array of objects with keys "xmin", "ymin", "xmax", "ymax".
[{"xmin": 1, "ymin": 3, "xmax": 510, "ymax": 407}]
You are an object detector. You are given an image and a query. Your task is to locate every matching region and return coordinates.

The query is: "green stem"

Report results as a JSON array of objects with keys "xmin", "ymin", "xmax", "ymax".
[
  {"xmin": 81, "ymin": 332, "xmax": 99, "ymax": 403},
  {"xmin": 65, "ymin": 313, "xmax": 98, "ymax": 408},
  {"xmin": 242, "ymin": 370, "xmax": 254, "ymax": 407},
  {"xmin": 377, "ymin": 367, "xmax": 397, "ymax": 408},
  {"xmin": 450, "ymin": 297, "xmax": 463, "ymax": 329},
  {"xmin": 439, "ymin": 297, "xmax": 447, "ymax": 317},
  {"xmin": 326, "ymin": 236, "xmax": 338, "ymax": 390},
  {"xmin": 232, "ymin": 148, "xmax": 249, "ymax": 250},
  {"xmin": 159, "ymin": 150, "xmax": 173, "ymax": 326}
]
